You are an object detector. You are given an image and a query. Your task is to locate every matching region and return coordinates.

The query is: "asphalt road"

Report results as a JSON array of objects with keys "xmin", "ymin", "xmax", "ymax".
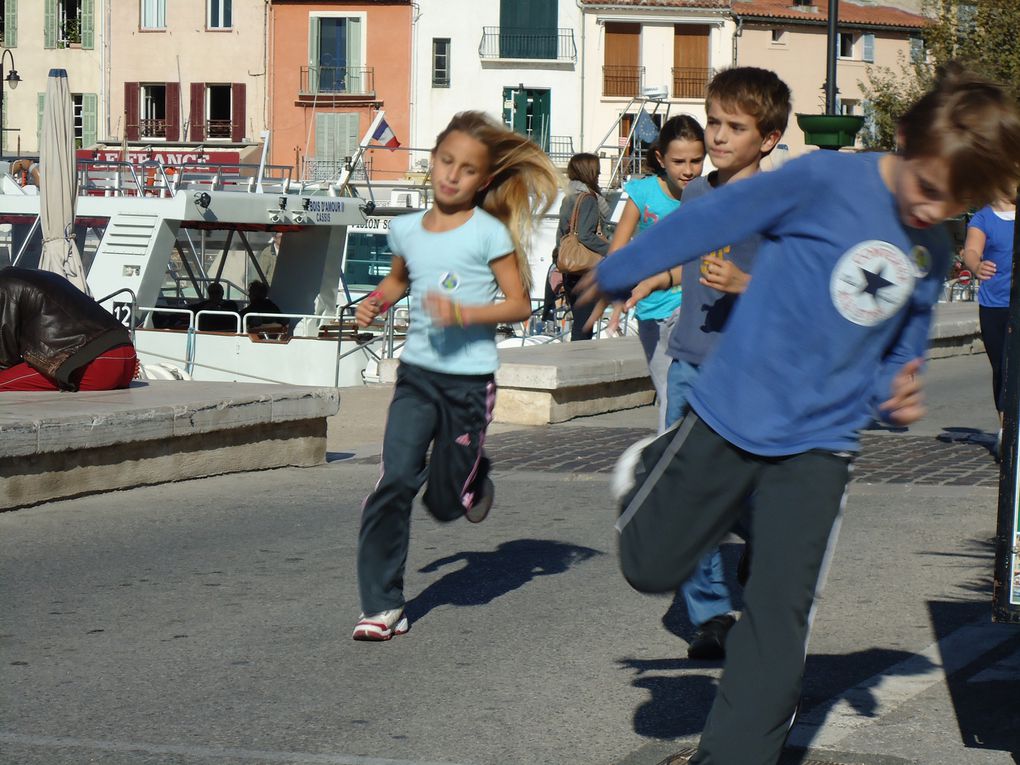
[{"xmin": 2, "ymin": 353, "xmax": 1018, "ymax": 765}]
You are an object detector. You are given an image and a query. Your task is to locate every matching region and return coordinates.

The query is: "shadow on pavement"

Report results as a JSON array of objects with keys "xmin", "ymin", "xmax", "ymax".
[
  {"xmin": 929, "ymin": 598, "xmax": 1020, "ymax": 762},
  {"xmin": 405, "ymin": 538, "xmax": 603, "ymax": 623}
]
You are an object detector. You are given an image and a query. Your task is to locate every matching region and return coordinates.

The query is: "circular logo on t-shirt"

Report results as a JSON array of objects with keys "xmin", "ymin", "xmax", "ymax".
[
  {"xmin": 909, "ymin": 245, "xmax": 932, "ymax": 278},
  {"xmin": 830, "ymin": 240, "xmax": 915, "ymax": 326},
  {"xmin": 439, "ymin": 272, "xmax": 460, "ymax": 291}
]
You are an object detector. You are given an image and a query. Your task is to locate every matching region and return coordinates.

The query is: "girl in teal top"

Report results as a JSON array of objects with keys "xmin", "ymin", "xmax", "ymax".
[{"xmin": 608, "ymin": 114, "xmax": 706, "ymax": 432}]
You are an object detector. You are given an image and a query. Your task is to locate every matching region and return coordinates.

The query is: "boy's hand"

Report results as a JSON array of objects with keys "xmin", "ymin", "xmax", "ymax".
[
  {"xmin": 700, "ymin": 259, "xmax": 750, "ymax": 294},
  {"xmin": 976, "ymin": 260, "xmax": 997, "ymax": 281},
  {"xmin": 880, "ymin": 358, "xmax": 926, "ymax": 425},
  {"xmin": 625, "ymin": 273, "xmax": 670, "ymax": 310},
  {"xmin": 574, "ymin": 271, "xmax": 617, "ymax": 332},
  {"xmin": 355, "ymin": 296, "xmax": 383, "ymax": 328}
]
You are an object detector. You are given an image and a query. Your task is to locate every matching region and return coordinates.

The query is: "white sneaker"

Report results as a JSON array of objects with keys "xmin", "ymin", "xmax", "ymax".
[
  {"xmin": 610, "ymin": 434, "xmax": 658, "ymax": 504},
  {"xmin": 352, "ymin": 608, "xmax": 409, "ymax": 641}
]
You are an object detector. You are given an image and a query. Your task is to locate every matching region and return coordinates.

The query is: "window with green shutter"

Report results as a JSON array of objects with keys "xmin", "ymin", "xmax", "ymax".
[
  {"xmin": 81, "ymin": 92, "xmax": 97, "ymax": 148},
  {"xmin": 44, "ymin": 0, "xmax": 56, "ymax": 49},
  {"xmin": 499, "ymin": 0, "xmax": 557, "ymax": 59},
  {"xmin": 3, "ymin": 0, "xmax": 17, "ymax": 48}
]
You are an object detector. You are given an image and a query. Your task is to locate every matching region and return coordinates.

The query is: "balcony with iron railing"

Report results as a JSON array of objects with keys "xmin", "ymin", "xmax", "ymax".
[
  {"xmin": 139, "ymin": 118, "xmax": 167, "ymax": 139},
  {"xmin": 672, "ymin": 67, "xmax": 714, "ymax": 99},
  {"xmin": 206, "ymin": 119, "xmax": 236, "ymax": 139},
  {"xmin": 478, "ymin": 27, "xmax": 576, "ymax": 62},
  {"xmin": 603, "ymin": 66, "xmax": 645, "ymax": 98},
  {"xmin": 299, "ymin": 66, "xmax": 375, "ymax": 97}
]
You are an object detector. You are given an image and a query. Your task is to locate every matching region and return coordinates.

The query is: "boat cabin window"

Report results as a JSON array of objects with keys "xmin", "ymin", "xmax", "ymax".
[{"xmin": 344, "ymin": 227, "xmax": 393, "ymax": 291}]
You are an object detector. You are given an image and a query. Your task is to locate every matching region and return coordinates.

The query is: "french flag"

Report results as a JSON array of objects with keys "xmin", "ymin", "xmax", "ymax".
[{"xmin": 372, "ymin": 118, "xmax": 401, "ymax": 150}]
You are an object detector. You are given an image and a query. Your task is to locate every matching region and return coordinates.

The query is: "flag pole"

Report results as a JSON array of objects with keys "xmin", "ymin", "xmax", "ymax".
[{"xmin": 332, "ymin": 110, "xmax": 386, "ymax": 196}]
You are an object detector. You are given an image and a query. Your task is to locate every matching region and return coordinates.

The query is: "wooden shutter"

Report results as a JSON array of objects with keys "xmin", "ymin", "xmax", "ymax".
[
  {"xmin": 124, "ymin": 82, "xmax": 140, "ymax": 140},
  {"xmin": 231, "ymin": 82, "xmax": 245, "ymax": 142},
  {"xmin": 346, "ymin": 17, "xmax": 362, "ymax": 90},
  {"xmin": 605, "ymin": 23, "xmax": 639, "ymax": 68},
  {"xmin": 673, "ymin": 25, "xmax": 710, "ymax": 98},
  {"xmin": 4, "ymin": 0, "xmax": 17, "ymax": 48},
  {"xmin": 44, "ymin": 0, "xmax": 57, "ymax": 49},
  {"xmin": 862, "ymin": 33, "xmax": 875, "ymax": 63},
  {"xmin": 82, "ymin": 92, "xmax": 98, "ymax": 148},
  {"xmin": 81, "ymin": 0, "xmax": 95, "ymax": 49},
  {"xmin": 308, "ymin": 16, "xmax": 321, "ymax": 92},
  {"xmin": 164, "ymin": 81, "xmax": 180, "ymax": 141},
  {"xmin": 190, "ymin": 83, "xmax": 205, "ymax": 141}
]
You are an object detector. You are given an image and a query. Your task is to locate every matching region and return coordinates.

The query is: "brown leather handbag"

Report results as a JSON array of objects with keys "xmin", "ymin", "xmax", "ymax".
[{"xmin": 556, "ymin": 192, "xmax": 607, "ymax": 274}]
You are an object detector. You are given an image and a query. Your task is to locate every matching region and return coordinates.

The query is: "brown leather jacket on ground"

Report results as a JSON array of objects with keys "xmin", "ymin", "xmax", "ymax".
[{"xmin": 0, "ymin": 267, "xmax": 131, "ymax": 390}]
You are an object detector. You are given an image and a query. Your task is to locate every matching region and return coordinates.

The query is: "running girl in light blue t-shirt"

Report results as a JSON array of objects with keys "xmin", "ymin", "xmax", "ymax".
[
  {"xmin": 350, "ymin": 111, "xmax": 559, "ymax": 642},
  {"xmin": 608, "ymin": 115, "xmax": 705, "ymax": 432}
]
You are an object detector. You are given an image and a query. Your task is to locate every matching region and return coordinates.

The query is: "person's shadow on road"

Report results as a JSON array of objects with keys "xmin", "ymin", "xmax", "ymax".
[{"xmin": 405, "ymin": 538, "xmax": 602, "ymax": 623}]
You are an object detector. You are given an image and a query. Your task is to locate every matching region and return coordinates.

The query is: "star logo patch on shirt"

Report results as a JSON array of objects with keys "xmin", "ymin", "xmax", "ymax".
[{"xmin": 830, "ymin": 240, "xmax": 915, "ymax": 327}]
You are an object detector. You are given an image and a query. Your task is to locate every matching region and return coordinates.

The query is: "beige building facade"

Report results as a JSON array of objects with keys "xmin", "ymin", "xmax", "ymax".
[{"xmin": 0, "ymin": 0, "xmax": 104, "ymax": 156}]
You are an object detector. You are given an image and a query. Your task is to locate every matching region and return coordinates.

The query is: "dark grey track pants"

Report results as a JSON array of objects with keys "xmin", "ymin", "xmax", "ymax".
[
  {"xmin": 357, "ymin": 362, "xmax": 495, "ymax": 614},
  {"xmin": 617, "ymin": 414, "xmax": 852, "ymax": 765}
]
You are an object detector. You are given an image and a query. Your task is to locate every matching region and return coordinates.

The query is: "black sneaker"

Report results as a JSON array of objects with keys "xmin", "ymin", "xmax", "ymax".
[
  {"xmin": 465, "ymin": 477, "xmax": 494, "ymax": 523},
  {"xmin": 687, "ymin": 613, "xmax": 736, "ymax": 660}
]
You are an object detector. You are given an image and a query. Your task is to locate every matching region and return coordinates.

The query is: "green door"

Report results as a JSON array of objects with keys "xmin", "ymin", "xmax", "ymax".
[
  {"xmin": 499, "ymin": 0, "xmax": 556, "ymax": 59},
  {"xmin": 502, "ymin": 87, "xmax": 550, "ymax": 151}
]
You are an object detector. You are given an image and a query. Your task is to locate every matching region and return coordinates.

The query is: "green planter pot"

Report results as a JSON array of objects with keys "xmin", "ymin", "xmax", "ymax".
[{"xmin": 796, "ymin": 114, "xmax": 865, "ymax": 150}]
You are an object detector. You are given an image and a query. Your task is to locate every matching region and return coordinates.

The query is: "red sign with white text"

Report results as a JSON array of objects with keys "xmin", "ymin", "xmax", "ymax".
[{"xmin": 76, "ymin": 149, "xmax": 242, "ymax": 165}]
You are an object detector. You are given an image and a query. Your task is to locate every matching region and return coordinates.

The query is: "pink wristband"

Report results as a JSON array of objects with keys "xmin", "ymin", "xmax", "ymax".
[{"xmin": 368, "ymin": 289, "xmax": 392, "ymax": 314}]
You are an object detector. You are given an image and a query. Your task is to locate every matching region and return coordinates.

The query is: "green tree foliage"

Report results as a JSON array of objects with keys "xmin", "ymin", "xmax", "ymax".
[{"xmin": 860, "ymin": 0, "xmax": 1020, "ymax": 149}]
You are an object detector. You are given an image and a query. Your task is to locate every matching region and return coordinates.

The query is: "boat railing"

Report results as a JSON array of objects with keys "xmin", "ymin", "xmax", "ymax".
[
  {"xmin": 96, "ymin": 287, "xmax": 139, "ymax": 345},
  {"xmin": 77, "ymin": 159, "xmax": 294, "ymax": 199}
]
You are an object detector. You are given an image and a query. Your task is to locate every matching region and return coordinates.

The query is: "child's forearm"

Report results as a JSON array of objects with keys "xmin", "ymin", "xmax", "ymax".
[
  {"xmin": 371, "ymin": 276, "xmax": 408, "ymax": 307},
  {"xmin": 459, "ymin": 295, "xmax": 532, "ymax": 326}
]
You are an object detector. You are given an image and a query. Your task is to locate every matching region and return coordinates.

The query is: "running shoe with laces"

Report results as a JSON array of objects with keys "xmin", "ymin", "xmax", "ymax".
[{"xmin": 352, "ymin": 608, "xmax": 409, "ymax": 641}]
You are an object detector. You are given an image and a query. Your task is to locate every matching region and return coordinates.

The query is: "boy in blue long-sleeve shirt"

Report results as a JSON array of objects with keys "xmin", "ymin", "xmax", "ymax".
[{"xmin": 582, "ymin": 63, "xmax": 1020, "ymax": 765}]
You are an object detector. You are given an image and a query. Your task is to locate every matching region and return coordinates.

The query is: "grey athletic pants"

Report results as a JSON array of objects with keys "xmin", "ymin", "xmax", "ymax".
[
  {"xmin": 617, "ymin": 413, "xmax": 851, "ymax": 765},
  {"xmin": 357, "ymin": 362, "xmax": 496, "ymax": 614}
]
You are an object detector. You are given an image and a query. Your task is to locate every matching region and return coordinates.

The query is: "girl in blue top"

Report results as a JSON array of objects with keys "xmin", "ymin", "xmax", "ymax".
[
  {"xmin": 352, "ymin": 111, "xmax": 559, "ymax": 641},
  {"xmin": 962, "ymin": 197, "xmax": 1016, "ymax": 452},
  {"xmin": 608, "ymin": 115, "xmax": 706, "ymax": 432}
]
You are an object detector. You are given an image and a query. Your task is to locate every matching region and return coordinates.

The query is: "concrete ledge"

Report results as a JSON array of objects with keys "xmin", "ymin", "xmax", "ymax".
[
  {"xmin": 928, "ymin": 302, "xmax": 983, "ymax": 359},
  {"xmin": 494, "ymin": 336, "xmax": 654, "ymax": 424},
  {"xmin": 0, "ymin": 382, "xmax": 340, "ymax": 510}
]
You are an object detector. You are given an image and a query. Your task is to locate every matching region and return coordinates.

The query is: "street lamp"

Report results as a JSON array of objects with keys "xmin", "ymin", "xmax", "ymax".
[{"xmin": 0, "ymin": 48, "xmax": 22, "ymax": 159}]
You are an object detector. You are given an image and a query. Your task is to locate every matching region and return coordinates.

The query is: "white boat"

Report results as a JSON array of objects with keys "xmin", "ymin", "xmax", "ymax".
[{"xmin": 0, "ymin": 153, "xmax": 391, "ymax": 387}]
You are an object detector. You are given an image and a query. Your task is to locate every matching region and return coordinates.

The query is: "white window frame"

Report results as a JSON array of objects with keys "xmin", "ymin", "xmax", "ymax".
[
  {"xmin": 770, "ymin": 28, "xmax": 786, "ymax": 45},
  {"xmin": 140, "ymin": 0, "xmax": 165, "ymax": 29},
  {"xmin": 838, "ymin": 31, "xmax": 855, "ymax": 59},
  {"xmin": 140, "ymin": 83, "xmax": 167, "ymax": 141},
  {"xmin": 207, "ymin": 0, "xmax": 231, "ymax": 30}
]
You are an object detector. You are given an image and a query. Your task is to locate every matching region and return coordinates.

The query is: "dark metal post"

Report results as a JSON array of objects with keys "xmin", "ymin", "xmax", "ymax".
[
  {"xmin": 994, "ymin": 186, "xmax": 1020, "ymax": 623},
  {"xmin": 825, "ymin": 0, "xmax": 839, "ymax": 114}
]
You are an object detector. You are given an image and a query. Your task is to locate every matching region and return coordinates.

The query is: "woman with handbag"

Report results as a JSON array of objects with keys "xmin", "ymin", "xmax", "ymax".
[{"xmin": 555, "ymin": 153, "xmax": 610, "ymax": 340}]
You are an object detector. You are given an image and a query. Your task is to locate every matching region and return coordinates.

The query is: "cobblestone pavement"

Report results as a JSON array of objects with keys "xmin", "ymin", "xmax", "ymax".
[{"xmin": 481, "ymin": 427, "xmax": 1000, "ymax": 487}]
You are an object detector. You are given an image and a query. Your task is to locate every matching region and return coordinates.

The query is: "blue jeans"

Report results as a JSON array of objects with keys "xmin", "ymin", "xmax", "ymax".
[{"xmin": 666, "ymin": 358, "xmax": 734, "ymax": 627}]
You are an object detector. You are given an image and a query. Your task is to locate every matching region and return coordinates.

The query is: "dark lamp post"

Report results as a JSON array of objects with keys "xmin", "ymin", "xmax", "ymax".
[
  {"xmin": 0, "ymin": 48, "xmax": 21, "ymax": 159},
  {"xmin": 796, "ymin": 0, "xmax": 864, "ymax": 150}
]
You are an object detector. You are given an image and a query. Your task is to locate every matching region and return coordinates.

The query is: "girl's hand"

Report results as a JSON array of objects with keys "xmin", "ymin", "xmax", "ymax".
[
  {"xmin": 700, "ymin": 258, "xmax": 750, "ymax": 294},
  {"xmin": 423, "ymin": 292, "xmax": 464, "ymax": 327},
  {"xmin": 880, "ymin": 358, "xmax": 926, "ymax": 425},
  {"xmin": 606, "ymin": 305, "xmax": 624, "ymax": 335},
  {"xmin": 355, "ymin": 296, "xmax": 383, "ymax": 328},
  {"xmin": 977, "ymin": 260, "xmax": 997, "ymax": 281}
]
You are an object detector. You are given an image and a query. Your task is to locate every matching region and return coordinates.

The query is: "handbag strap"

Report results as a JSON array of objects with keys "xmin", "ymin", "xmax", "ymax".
[{"xmin": 566, "ymin": 191, "xmax": 594, "ymax": 236}]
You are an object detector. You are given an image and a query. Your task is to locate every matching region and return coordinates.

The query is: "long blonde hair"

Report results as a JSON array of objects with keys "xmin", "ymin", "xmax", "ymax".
[{"xmin": 433, "ymin": 111, "xmax": 561, "ymax": 294}]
